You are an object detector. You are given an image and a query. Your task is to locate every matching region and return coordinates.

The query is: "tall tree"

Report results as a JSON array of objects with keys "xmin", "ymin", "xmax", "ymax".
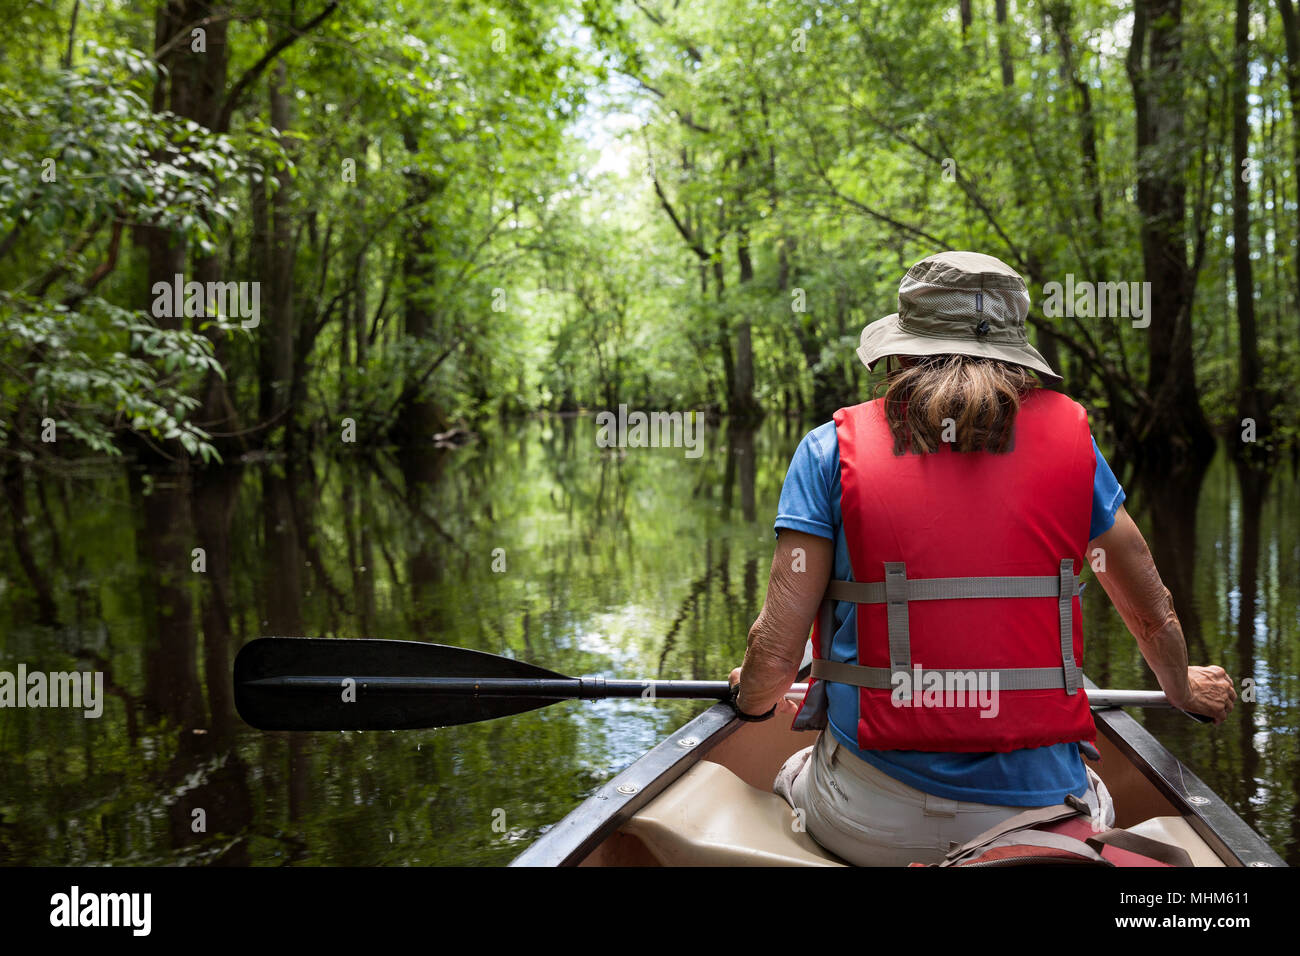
[
  {"xmin": 1126, "ymin": 0, "xmax": 1215, "ymax": 467},
  {"xmin": 261, "ymin": 59, "xmax": 297, "ymax": 439},
  {"xmin": 1278, "ymin": 0, "xmax": 1300, "ymax": 308}
]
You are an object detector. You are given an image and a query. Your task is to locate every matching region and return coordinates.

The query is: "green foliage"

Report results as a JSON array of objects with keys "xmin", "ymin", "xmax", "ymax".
[
  {"xmin": 0, "ymin": 0, "xmax": 1295, "ymax": 452},
  {"xmin": 0, "ymin": 40, "xmax": 250, "ymax": 462},
  {"xmin": 1, "ymin": 293, "xmax": 221, "ymax": 460}
]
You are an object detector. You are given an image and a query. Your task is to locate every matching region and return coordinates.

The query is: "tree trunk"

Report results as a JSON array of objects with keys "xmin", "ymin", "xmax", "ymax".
[
  {"xmin": 354, "ymin": 135, "xmax": 370, "ymax": 374},
  {"xmin": 261, "ymin": 60, "xmax": 297, "ymax": 442},
  {"xmin": 995, "ymin": 0, "xmax": 1014, "ymax": 87},
  {"xmin": 1126, "ymin": 0, "xmax": 1214, "ymax": 468},
  {"xmin": 1277, "ymin": 0, "xmax": 1300, "ymax": 309},
  {"xmin": 712, "ymin": 249, "xmax": 735, "ymax": 414},
  {"xmin": 1047, "ymin": 2, "xmax": 1103, "ymax": 243},
  {"xmin": 172, "ymin": 10, "xmax": 243, "ymax": 450},
  {"xmin": 250, "ymin": 163, "xmax": 272, "ymax": 425},
  {"xmin": 135, "ymin": 4, "xmax": 192, "ymax": 335},
  {"xmin": 393, "ymin": 128, "xmax": 448, "ymax": 444},
  {"xmin": 733, "ymin": 230, "xmax": 762, "ymax": 423}
]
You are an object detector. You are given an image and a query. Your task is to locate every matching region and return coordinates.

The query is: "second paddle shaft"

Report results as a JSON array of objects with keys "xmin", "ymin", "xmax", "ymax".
[{"xmin": 784, "ymin": 684, "xmax": 1176, "ymax": 710}]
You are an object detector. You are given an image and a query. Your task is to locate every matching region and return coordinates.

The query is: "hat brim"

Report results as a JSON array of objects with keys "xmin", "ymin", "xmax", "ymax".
[{"xmin": 856, "ymin": 313, "xmax": 1063, "ymax": 386}]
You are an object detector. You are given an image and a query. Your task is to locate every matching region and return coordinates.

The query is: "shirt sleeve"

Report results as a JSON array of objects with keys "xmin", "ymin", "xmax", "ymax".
[
  {"xmin": 773, "ymin": 423, "xmax": 836, "ymax": 540},
  {"xmin": 1088, "ymin": 436, "xmax": 1126, "ymax": 540}
]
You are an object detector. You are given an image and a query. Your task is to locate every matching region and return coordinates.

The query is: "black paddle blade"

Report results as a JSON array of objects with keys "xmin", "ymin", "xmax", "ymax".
[{"xmin": 234, "ymin": 637, "xmax": 571, "ymax": 731}]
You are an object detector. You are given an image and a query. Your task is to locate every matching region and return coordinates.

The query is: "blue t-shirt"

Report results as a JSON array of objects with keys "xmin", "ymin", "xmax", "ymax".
[{"xmin": 775, "ymin": 423, "xmax": 1126, "ymax": 807}]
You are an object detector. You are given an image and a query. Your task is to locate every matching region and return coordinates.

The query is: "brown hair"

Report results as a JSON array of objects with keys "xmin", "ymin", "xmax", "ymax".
[{"xmin": 875, "ymin": 354, "xmax": 1038, "ymax": 455}]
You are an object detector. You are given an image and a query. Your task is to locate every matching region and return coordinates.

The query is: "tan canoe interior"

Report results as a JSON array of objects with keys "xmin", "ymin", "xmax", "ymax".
[{"xmin": 579, "ymin": 719, "xmax": 1226, "ymax": 866}]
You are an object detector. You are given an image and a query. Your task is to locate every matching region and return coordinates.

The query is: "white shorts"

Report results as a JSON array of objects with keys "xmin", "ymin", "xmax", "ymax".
[{"xmin": 774, "ymin": 731, "xmax": 1115, "ymax": 866}]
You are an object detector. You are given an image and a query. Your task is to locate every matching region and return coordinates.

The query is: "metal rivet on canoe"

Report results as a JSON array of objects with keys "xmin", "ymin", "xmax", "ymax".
[
  {"xmin": 1186, "ymin": 795, "xmax": 1210, "ymax": 806},
  {"xmin": 616, "ymin": 784, "xmax": 639, "ymax": 795},
  {"xmin": 677, "ymin": 737, "xmax": 699, "ymax": 748}
]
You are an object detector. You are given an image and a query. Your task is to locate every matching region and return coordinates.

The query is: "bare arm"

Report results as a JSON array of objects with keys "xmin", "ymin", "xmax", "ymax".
[
  {"xmin": 1088, "ymin": 504, "xmax": 1236, "ymax": 723},
  {"xmin": 732, "ymin": 531, "xmax": 833, "ymax": 717}
]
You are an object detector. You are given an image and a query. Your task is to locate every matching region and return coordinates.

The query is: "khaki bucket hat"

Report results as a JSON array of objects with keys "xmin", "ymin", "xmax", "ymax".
[{"xmin": 857, "ymin": 251, "xmax": 1062, "ymax": 385}]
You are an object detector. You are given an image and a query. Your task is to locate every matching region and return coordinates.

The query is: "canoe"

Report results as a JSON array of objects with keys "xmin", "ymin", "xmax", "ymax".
[{"xmin": 511, "ymin": 675, "xmax": 1285, "ymax": 867}]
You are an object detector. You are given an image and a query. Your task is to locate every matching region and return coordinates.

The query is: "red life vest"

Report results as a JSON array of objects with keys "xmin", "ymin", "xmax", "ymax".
[{"xmin": 795, "ymin": 388, "xmax": 1098, "ymax": 753}]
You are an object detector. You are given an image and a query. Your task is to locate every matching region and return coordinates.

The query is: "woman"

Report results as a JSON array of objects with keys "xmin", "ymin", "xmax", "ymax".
[{"xmin": 729, "ymin": 251, "xmax": 1236, "ymax": 866}]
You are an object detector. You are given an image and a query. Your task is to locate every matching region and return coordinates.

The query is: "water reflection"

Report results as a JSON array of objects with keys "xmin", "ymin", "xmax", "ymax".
[{"xmin": 0, "ymin": 419, "xmax": 1296, "ymax": 864}]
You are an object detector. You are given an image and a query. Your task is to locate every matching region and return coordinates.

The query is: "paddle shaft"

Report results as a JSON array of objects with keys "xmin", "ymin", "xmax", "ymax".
[
  {"xmin": 246, "ymin": 675, "xmax": 728, "ymax": 699},
  {"xmin": 247, "ymin": 675, "xmax": 1176, "ymax": 710}
]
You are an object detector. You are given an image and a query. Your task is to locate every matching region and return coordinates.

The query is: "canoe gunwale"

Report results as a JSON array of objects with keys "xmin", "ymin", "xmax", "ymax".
[
  {"xmin": 1090, "ymin": 702, "xmax": 1284, "ymax": 867},
  {"xmin": 508, "ymin": 701, "xmax": 739, "ymax": 867}
]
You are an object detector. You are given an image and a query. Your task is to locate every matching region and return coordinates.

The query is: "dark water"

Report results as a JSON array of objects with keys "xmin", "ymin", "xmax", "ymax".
[{"xmin": 1, "ymin": 417, "xmax": 1296, "ymax": 865}]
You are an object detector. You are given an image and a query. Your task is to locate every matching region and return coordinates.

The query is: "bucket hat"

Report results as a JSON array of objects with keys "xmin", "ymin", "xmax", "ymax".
[{"xmin": 857, "ymin": 251, "xmax": 1062, "ymax": 385}]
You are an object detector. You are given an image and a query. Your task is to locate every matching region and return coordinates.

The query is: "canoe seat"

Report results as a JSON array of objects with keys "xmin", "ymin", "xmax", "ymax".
[
  {"xmin": 622, "ymin": 760, "xmax": 849, "ymax": 866},
  {"xmin": 1126, "ymin": 815, "xmax": 1225, "ymax": 867}
]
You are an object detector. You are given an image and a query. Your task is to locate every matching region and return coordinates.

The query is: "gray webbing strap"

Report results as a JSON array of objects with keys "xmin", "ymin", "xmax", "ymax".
[
  {"xmin": 941, "ymin": 796, "xmax": 1092, "ymax": 863},
  {"xmin": 811, "ymin": 659, "xmax": 892, "ymax": 688},
  {"xmin": 811, "ymin": 659, "xmax": 1072, "ymax": 691},
  {"xmin": 825, "ymin": 574, "xmax": 1080, "ymax": 605},
  {"xmin": 883, "ymin": 562, "xmax": 909, "ymax": 673},
  {"xmin": 944, "ymin": 801, "xmax": 1086, "ymax": 861},
  {"xmin": 1058, "ymin": 558, "xmax": 1081, "ymax": 696}
]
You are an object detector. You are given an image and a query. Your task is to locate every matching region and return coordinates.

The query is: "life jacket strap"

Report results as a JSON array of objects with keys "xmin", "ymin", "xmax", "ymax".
[
  {"xmin": 816, "ymin": 559, "xmax": 1084, "ymax": 695},
  {"xmin": 811, "ymin": 659, "xmax": 1077, "ymax": 691},
  {"xmin": 824, "ymin": 568, "xmax": 1082, "ymax": 604}
]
